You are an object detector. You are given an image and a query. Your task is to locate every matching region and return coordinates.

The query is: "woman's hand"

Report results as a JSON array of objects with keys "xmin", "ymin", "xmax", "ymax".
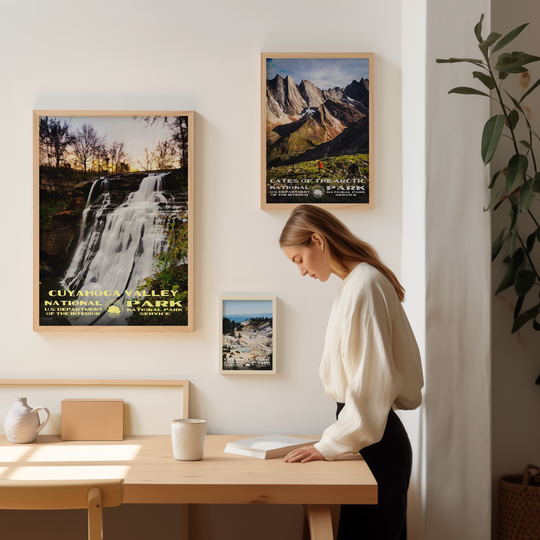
[{"xmin": 283, "ymin": 445, "xmax": 326, "ymax": 463}]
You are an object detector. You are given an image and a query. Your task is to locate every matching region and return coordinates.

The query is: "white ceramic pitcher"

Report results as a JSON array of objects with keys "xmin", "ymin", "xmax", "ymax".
[{"xmin": 4, "ymin": 397, "xmax": 50, "ymax": 444}]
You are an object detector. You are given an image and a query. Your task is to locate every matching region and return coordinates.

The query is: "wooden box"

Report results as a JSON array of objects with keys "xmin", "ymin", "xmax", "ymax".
[{"xmin": 61, "ymin": 399, "xmax": 124, "ymax": 441}]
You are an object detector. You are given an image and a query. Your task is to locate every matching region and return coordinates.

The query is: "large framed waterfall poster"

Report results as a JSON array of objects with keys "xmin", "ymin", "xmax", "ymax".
[
  {"xmin": 261, "ymin": 53, "xmax": 374, "ymax": 209},
  {"xmin": 33, "ymin": 110, "xmax": 194, "ymax": 332}
]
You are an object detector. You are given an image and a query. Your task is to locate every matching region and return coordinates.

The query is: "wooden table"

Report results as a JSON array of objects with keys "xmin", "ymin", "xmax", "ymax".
[{"xmin": 0, "ymin": 434, "xmax": 377, "ymax": 540}]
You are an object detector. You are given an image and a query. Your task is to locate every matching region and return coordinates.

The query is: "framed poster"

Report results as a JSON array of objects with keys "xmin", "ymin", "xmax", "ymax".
[
  {"xmin": 219, "ymin": 296, "xmax": 276, "ymax": 375},
  {"xmin": 34, "ymin": 110, "xmax": 194, "ymax": 332},
  {"xmin": 261, "ymin": 53, "xmax": 374, "ymax": 209}
]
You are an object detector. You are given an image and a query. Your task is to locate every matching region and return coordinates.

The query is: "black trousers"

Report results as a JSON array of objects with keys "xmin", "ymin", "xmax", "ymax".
[{"xmin": 336, "ymin": 403, "xmax": 412, "ymax": 540}]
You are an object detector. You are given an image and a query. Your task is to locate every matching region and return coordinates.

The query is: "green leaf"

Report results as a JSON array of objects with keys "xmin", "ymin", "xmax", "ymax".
[
  {"xmin": 520, "ymin": 177, "xmax": 536, "ymax": 212},
  {"xmin": 449, "ymin": 86, "xmax": 490, "ymax": 97},
  {"xmin": 506, "ymin": 110, "xmax": 520, "ymax": 130},
  {"xmin": 513, "ymin": 247, "xmax": 525, "ymax": 265},
  {"xmin": 534, "ymin": 319, "xmax": 540, "ymax": 332},
  {"xmin": 526, "ymin": 230, "xmax": 537, "ymax": 253},
  {"xmin": 489, "ymin": 168, "xmax": 505, "ymax": 189},
  {"xmin": 499, "ymin": 71, "xmax": 510, "ymax": 81},
  {"xmin": 485, "ymin": 187, "xmax": 505, "ymax": 212},
  {"xmin": 505, "ymin": 154, "xmax": 528, "ymax": 194},
  {"xmin": 510, "ymin": 226, "xmax": 519, "ymax": 257},
  {"xmin": 495, "ymin": 52, "xmax": 540, "ymax": 73},
  {"xmin": 497, "ymin": 65, "xmax": 529, "ymax": 74},
  {"xmin": 509, "ymin": 204, "xmax": 518, "ymax": 231},
  {"xmin": 533, "ymin": 172, "xmax": 540, "ymax": 193},
  {"xmin": 496, "ymin": 258, "xmax": 519, "ymax": 294},
  {"xmin": 479, "ymin": 32, "xmax": 503, "ymax": 57},
  {"xmin": 510, "ymin": 51, "xmax": 540, "ymax": 66},
  {"xmin": 485, "ymin": 32, "xmax": 503, "ymax": 46},
  {"xmin": 481, "ymin": 115, "xmax": 506, "ymax": 164},
  {"xmin": 514, "ymin": 295, "xmax": 524, "ymax": 319},
  {"xmin": 492, "ymin": 23, "xmax": 529, "ymax": 54},
  {"xmin": 492, "ymin": 227, "xmax": 507, "ymax": 261},
  {"xmin": 473, "ymin": 71, "xmax": 496, "ymax": 90},
  {"xmin": 474, "ymin": 14, "xmax": 485, "ymax": 43},
  {"xmin": 515, "ymin": 269, "xmax": 537, "ymax": 296},
  {"xmin": 537, "ymin": 226, "xmax": 540, "ymax": 242},
  {"xmin": 519, "ymin": 140, "xmax": 533, "ymax": 151},
  {"xmin": 436, "ymin": 58, "xmax": 485, "ymax": 66},
  {"xmin": 512, "ymin": 305, "xmax": 540, "ymax": 333},
  {"xmin": 520, "ymin": 176, "xmax": 535, "ymax": 201},
  {"xmin": 519, "ymin": 77, "xmax": 540, "ymax": 104},
  {"xmin": 494, "ymin": 54, "xmax": 529, "ymax": 73}
]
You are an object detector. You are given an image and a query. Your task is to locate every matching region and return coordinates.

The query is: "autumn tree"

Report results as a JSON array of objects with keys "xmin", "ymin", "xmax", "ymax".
[
  {"xmin": 167, "ymin": 116, "xmax": 188, "ymax": 169},
  {"xmin": 39, "ymin": 117, "xmax": 74, "ymax": 170},
  {"xmin": 72, "ymin": 123, "xmax": 102, "ymax": 173},
  {"xmin": 136, "ymin": 115, "xmax": 189, "ymax": 170},
  {"xmin": 153, "ymin": 140, "xmax": 174, "ymax": 170},
  {"xmin": 137, "ymin": 147, "xmax": 155, "ymax": 171},
  {"xmin": 108, "ymin": 141, "xmax": 128, "ymax": 174}
]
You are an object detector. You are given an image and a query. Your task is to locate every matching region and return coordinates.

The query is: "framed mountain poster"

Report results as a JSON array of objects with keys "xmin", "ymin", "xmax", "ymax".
[
  {"xmin": 219, "ymin": 296, "xmax": 277, "ymax": 375},
  {"xmin": 261, "ymin": 53, "xmax": 373, "ymax": 209},
  {"xmin": 34, "ymin": 110, "xmax": 194, "ymax": 332}
]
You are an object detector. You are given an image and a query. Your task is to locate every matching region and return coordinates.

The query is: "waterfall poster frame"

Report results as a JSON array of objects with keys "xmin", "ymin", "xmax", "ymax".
[
  {"xmin": 261, "ymin": 52, "xmax": 374, "ymax": 209},
  {"xmin": 219, "ymin": 296, "xmax": 277, "ymax": 375},
  {"xmin": 34, "ymin": 110, "xmax": 194, "ymax": 332}
]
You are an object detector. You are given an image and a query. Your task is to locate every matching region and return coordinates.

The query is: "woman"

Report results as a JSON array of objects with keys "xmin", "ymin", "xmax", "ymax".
[{"xmin": 280, "ymin": 205, "xmax": 423, "ymax": 540}]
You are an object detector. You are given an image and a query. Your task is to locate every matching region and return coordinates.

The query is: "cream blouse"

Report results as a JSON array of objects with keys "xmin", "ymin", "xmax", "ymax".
[{"xmin": 313, "ymin": 262, "xmax": 424, "ymax": 461}]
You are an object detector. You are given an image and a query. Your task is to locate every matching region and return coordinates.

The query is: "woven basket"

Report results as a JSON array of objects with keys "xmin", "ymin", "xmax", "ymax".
[{"xmin": 498, "ymin": 464, "xmax": 540, "ymax": 540}]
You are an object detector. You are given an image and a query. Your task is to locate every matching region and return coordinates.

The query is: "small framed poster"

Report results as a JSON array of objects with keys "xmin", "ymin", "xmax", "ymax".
[
  {"xmin": 219, "ymin": 296, "xmax": 277, "ymax": 375},
  {"xmin": 261, "ymin": 53, "xmax": 374, "ymax": 209},
  {"xmin": 34, "ymin": 110, "xmax": 194, "ymax": 332}
]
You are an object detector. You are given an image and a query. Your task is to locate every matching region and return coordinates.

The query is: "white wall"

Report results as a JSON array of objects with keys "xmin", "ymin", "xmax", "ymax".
[
  {"xmin": 0, "ymin": 1, "xmax": 404, "ymax": 538},
  {"xmin": 401, "ymin": 0, "xmax": 427, "ymax": 538},
  {"xmin": 490, "ymin": 1, "xmax": 540, "ymax": 538}
]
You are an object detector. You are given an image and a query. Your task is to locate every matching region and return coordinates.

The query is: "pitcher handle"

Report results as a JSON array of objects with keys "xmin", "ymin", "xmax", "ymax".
[{"xmin": 32, "ymin": 407, "xmax": 50, "ymax": 434}]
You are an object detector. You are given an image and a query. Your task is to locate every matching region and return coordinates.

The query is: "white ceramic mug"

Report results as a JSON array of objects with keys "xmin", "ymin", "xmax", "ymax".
[{"xmin": 171, "ymin": 419, "xmax": 207, "ymax": 461}]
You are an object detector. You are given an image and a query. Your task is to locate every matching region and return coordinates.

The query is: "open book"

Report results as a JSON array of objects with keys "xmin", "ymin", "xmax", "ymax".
[{"xmin": 224, "ymin": 434, "xmax": 319, "ymax": 459}]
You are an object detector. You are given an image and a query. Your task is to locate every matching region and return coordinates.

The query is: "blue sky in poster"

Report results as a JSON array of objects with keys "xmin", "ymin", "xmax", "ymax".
[
  {"xmin": 266, "ymin": 58, "xmax": 369, "ymax": 90},
  {"xmin": 223, "ymin": 300, "xmax": 273, "ymax": 318}
]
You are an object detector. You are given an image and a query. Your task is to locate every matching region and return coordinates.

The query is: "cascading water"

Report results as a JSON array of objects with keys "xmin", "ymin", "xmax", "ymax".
[{"xmin": 63, "ymin": 172, "xmax": 187, "ymax": 325}]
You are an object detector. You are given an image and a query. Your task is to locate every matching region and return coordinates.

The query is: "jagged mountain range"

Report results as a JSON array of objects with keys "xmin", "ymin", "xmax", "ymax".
[{"xmin": 266, "ymin": 74, "xmax": 369, "ymax": 166}]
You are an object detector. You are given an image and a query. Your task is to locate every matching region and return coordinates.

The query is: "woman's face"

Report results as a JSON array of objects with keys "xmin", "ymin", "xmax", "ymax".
[{"xmin": 282, "ymin": 234, "xmax": 333, "ymax": 282}]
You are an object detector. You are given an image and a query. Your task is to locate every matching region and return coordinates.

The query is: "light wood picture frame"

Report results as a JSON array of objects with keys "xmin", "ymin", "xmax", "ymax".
[
  {"xmin": 34, "ymin": 110, "xmax": 194, "ymax": 332},
  {"xmin": 219, "ymin": 296, "xmax": 277, "ymax": 375},
  {"xmin": 261, "ymin": 53, "xmax": 374, "ymax": 209}
]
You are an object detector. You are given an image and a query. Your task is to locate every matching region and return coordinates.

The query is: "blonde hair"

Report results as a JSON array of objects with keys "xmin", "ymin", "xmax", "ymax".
[{"xmin": 279, "ymin": 205, "xmax": 406, "ymax": 302}]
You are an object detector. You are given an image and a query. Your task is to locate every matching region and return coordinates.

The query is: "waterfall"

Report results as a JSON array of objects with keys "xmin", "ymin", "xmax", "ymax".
[
  {"xmin": 85, "ymin": 178, "xmax": 101, "ymax": 207},
  {"xmin": 79, "ymin": 178, "xmax": 107, "ymax": 244},
  {"xmin": 63, "ymin": 172, "xmax": 186, "ymax": 326}
]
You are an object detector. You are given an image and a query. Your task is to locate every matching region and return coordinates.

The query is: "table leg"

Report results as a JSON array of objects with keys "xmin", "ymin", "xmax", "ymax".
[
  {"xmin": 305, "ymin": 504, "xmax": 333, "ymax": 540},
  {"xmin": 182, "ymin": 504, "xmax": 189, "ymax": 540},
  {"xmin": 302, "ymin": 507, "xmax": 310, "ymax": 540}
]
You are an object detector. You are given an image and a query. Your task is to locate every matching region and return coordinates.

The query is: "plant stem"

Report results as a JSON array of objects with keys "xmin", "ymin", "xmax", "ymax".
[
  {"xmin": 529, "ymin": 129, "xmax": 538, "ymax": 172},
  {"xmin": 528, "ymin": 209, "xmax": 540, "ymax": 228}
]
